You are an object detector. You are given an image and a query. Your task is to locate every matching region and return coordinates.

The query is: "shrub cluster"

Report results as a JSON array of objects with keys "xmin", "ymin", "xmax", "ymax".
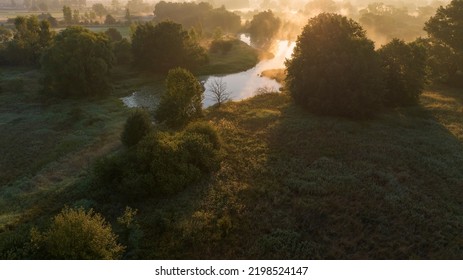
[
  {"xmin": 286, "ymin": 13, "xmax": 427, "ymax": 118},
  {"xmin": 31, "ymin": 207, "xmax": 124, "ymax": 260},
  {"xmin": 121, "ymin": 109, "xmax": 153, "ymax": 148},
  {"xmin": 94, "ymin": 122, "xmax": 222, "ymax": 200}
]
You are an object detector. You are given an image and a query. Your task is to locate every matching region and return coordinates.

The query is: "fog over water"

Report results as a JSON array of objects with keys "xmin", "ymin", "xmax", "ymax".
[
  {"xmin": 202, "ymin": 34, "xmax": 296, "ymax": 107},
  {"xmin": 123, "ymin": 34, "xmax": 296, "ymax": 109}
]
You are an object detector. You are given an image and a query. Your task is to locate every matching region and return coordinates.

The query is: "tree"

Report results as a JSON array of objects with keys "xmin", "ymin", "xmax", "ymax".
[
  {"xmin": 125, "ymin": 8, "xmax": 132, "ymax": 24},
  {"xmin": 111, "ymin": 0, "xmax": 121, "ymax": 12},
  {"xmin": 131, "ymin": 21, "xmax": 208, "ymax": 73},
  {"xmin": 92, "ymin": 3, "xmax": 108, "ymax": 20},
  {"xmin": 425, "ymin": 0, "xmax": 463, "ymax": 54},
  {"xmin": 206, "ymin": 78, "xmax": 231, "ymax": 107},
  {"xmin": 155, "ymin": 68, "xmax": 204, "ymax": 127},
  {"xmin": 73, "ymin": 9, "xmax": 80, "ymax": 24},
  {"xmin": 425, "ymin": 0, "xmax": 463, "ymax": 82},
  {"xmin": 105, "ymin": 27, "xmax": 123, "ymax": 42},
  {"xmin": 63, "ymin": 5, "xmax": 72, "ymax": 25},
  {"xmin": 105, "ymin": 14, "xmax": 117, "ymax": 25},
  {"xmin": 285, "ymin": 13, "xmax": 384, "ymax": 118},
  {"xmin": 113, "ymin": 38, "xmax": 132, "ymax": 64},
  {"xmin": 41, "ymin": 26, "xmax": 114, "ymax": 97},
  {"xmin": 154, "ymin": 2, "xmax": 241, "ymax": 34},
  {"xmin": 248, "ymin": 10, "xmax": 281, "ymax": 48},
  {"xmin": 378, "ymin": 39, "xmax": 427, "ymax": 106},
  {"xmin": 31, "ymin": 207, "xmax": 124, "ymax": 260},
  {"xmin": 2, "ymin": 16, "xmax": 53, "ymax": 66},
  {"xmin": 121, "ymin": 109, "xmax": 152, "ymax": 147}
]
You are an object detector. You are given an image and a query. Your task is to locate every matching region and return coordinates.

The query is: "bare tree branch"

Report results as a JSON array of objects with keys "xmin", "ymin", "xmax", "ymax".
[{"xmin": 206, "ymin": 78, "xmax": 231, "ymax": 107}]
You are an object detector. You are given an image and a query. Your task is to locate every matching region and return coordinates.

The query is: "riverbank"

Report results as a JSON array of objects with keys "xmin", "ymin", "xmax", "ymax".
[
  {"xmin": 1, "ymin": 76, "xmax": 463, "ymax": 258},
  {"xmin": 199, "ymin": 39, "xmax": 260, "ymax": 75}
]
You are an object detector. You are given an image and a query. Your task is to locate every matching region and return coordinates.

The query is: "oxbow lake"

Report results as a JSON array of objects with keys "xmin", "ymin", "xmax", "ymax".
[{"xmin": 122, "ymin": 34, "xmax": 296, "ymax": 109}]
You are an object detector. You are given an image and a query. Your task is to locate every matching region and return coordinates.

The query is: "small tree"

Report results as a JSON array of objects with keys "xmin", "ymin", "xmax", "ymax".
[
  {"xmin": 92, "ymin": 3, "xmax": 108, "ymax": 20},
  {"xmin": 105, "ymin": 14, "xmax": 117, "ymax": 25},
  {"xmin": 207, "ymin": 78, "xmax": 231, "ymax": 107},
  {"xmin": 249, "ymin": 10, "xmax": 281, "ymax": 48},
  {"xmin": 31, "ymin": 207, "xmax": 124, "ymax": 259},
  {"xmin": 121, "ymin": 109, "xmax": 152, "ymax": 148},
  {"xmin": 155, "ymin": 67, "xmax": 204, "ymax": 127},
  {"xmin": 63, "ymin": 5, "xmax": 72, "ymax": 25}
]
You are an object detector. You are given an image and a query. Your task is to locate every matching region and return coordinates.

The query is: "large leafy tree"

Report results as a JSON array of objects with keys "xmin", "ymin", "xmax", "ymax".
[
  {"xmin": 378, "ymin": 39, "xmax": 427, "ymax": 106},
  {"xmin": 248, "ymin": 10, "xmax": 281, "ymax": 47},
  {"xmin": 425, "ymin": 0, "xmax": 463, "ymax": 54},
  {"xmin": 285, "ymin": 13, "xmax": 384, "ymax": 118},
  {"xmin": 2, "ymin": 16, "xmax": 53, "ymax": 66},
  {"xmin": 155, "ymin": 68, "xmax": 204, "ymax": 127},
  {"xmin": 131, "ymin": 21, "xmax": 207, "ymax": 73},
  {"xmin": 424, "ymin": 0, "xmax": 463, "ymax": 82},
  {"xmin": 41, "ymin": 26, "xmax": 114, "ymax": 97}
]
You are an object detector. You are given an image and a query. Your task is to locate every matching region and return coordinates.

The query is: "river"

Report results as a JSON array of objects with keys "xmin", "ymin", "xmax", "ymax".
[{"xmin": 122, "ymin": 34, "xmax": 296, "ymax": 109}]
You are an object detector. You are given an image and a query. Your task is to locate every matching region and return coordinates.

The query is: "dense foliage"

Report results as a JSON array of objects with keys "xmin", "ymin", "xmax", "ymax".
[
  {"xmin": 155, "ymin": 68, "xmax": 204, "ymax": 127},
  {"xmin": 248, "ymin": 10, "xmax": 281, "ymax": 48},
  {"xmin": 41, "ymin": 26, "xmax": 113, "ymax": 97},
  {"xmin": 121, "ymin": 109, "xmax": 153, "ymax": 148},
  {"xmin": 286, "ymin": 13, "xmax": 384, "ymax": 118},
  {"xmin": 378, "ymin": 39, "xmax": 427, "ymax": 106},
  {"xmin": 94, "ymin": 122, "xmax": 222, "ymax": 199},
  {"xmin": 31, "ymin": 207, "xmax": 124, "ymax": 259},
  {"xmin": 425, "ymin": 0, "xmax": 463, "ymax": 83},
  {"xmin": 154, "ymin": 1, "xmax": 241, "ymax": 34},
  {"xmin": 0, "ymin": 16, "xmax": 53, "ymax": 66},
  {"xmin": 131, "ymin": 21, "xmax": 208, "ymax": 73}
]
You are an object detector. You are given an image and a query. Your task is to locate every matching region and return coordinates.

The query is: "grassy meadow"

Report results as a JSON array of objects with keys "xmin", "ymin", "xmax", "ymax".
[
  {"xmin": 126, "ymin": 88, "xmax": 462, "ymax": 259},
  {"xmin": 0, "ymin": 42, "xmax": 462, "ymax": 259}
]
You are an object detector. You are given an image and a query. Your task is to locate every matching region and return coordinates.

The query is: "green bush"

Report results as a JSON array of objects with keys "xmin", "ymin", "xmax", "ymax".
[
  {"xmin": 184, "ymin": 121, "xmax": 222, "ymax": 149},
  {"xmin": 94, "ymin": 123, "xmax": 222, "ymax": 199},
  {"xmin": 181, "ymin": 132, "xmax": 221, "ymax": 173},
  {"xmin": 155, "ymin": 68, "xmax": 204, "ymax": 127},
  {"xmin": 378, "ymin": 39, "xmax": 427, "ymax": 106},
  {"xmin": 31, "ymin": 207, "xmax": 124, "ymax": 259},
  {"xmin": 135, "ymin": 132, "xmax": 202, "ymax": 195},
  {"xmin": 121, "ymin": 109, "xmax": 153, "ymax": 148}
]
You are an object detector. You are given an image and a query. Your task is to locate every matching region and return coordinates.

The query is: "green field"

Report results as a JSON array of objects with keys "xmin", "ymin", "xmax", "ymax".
[
  {"xmin": 1, "ymin": 48, "xmax": 462, "ymax": 259},
  {"xmin": 127, "ymin": 88, "xmax": 463, "ymax": 259},
  {"xmin": 3, "ymin": 73, "xmax": 462, "ymax": 258}
]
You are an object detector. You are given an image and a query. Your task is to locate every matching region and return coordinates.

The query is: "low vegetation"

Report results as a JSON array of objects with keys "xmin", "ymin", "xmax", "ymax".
[
  {"xmin": 30, "ymin": 207, "xmax": 124, "ymax": 259},
  {"xmin": 1, "ymin": 1, "xmax": 463, "ymax": 261}
]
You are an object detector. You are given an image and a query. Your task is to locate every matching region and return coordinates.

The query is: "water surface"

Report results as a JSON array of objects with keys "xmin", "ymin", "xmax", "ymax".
[{"xmin": 122, "ymin": 35, "xmax": 296, "ymax": 109}]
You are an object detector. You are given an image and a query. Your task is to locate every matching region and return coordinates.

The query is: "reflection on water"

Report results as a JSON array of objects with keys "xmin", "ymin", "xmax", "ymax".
[
  {"xmin": 202, "ymin": 35, "xmax": 295, "ymax": 107},
  {"xmin": 122, "ymin": 35, "xmax": 296, "ymax": 109}
]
